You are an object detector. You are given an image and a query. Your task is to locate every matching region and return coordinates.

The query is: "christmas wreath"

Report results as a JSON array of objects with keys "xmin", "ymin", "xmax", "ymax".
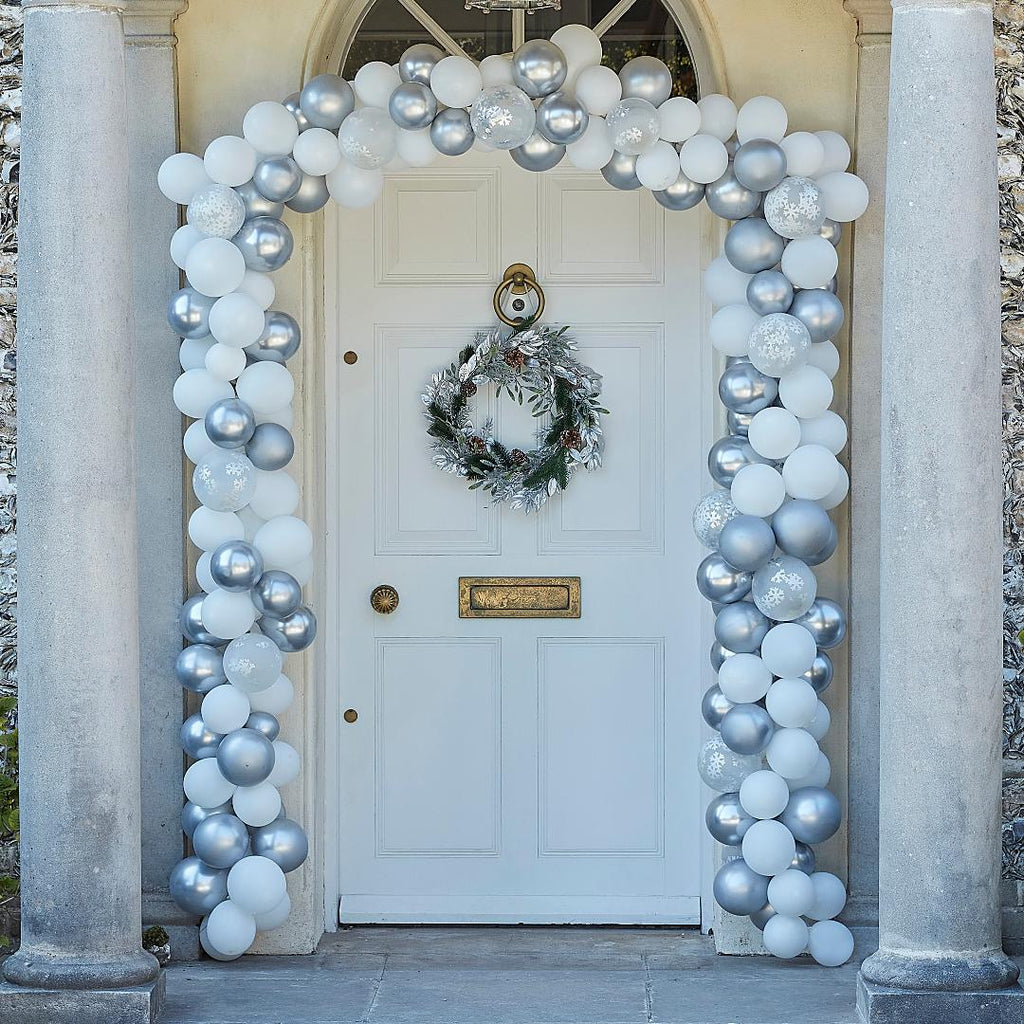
[{"xmin": 422, "ymin": 323, "xmax": 607, "ymax": 512}]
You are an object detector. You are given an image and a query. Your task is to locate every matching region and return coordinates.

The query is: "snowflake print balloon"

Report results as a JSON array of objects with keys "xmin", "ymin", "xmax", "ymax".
[{"xmin": 763, "ymin": 176, "xmax": 827, "ymax": 239}]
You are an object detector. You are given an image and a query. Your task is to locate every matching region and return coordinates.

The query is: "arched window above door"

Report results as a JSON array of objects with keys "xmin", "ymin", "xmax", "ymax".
[{"xmin": 342, "ymin": 0, "xmax": 698, "ymax": 100}]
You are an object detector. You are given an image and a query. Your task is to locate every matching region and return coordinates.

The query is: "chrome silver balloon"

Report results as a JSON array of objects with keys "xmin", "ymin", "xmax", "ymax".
[
  {"xmin": 251, "ymin": 570, "xmax": 303, "ymax": 618},
  {"xmin": 169, "ymin": 855, "xmax": 229, "ymax": 915},
  {"xmin": 714, "ymin": 601, "xmax": 770, "ymax": 654},
  {"xmin": 180, "ymin": 594, "xmax": 219, "ymax": 645},
  {"xmin": 780, "ymin": 786, "xmax": 842, "ymax": 844},
  {"xmin": 719, "ymin": 515, "xmax": 777, "ymax": 572},
  {"xmin": 794, "ymin": 597, "xmax": 847, "ymax": 649},
  {"xmin": 299, "ymin": 73, "xmax": 355, "ymax": 130},
  {"xmin": 245, "ymin": 422, "xmax": 294, "ymax": 471},
  {"xmin": 245, "ymin": 310, "xmax": 301, "ymax": 364},
  {"xmin": 252, "ymin": 817, "xmax": 309, "ymax": 873},
  {"xmin": 388, "ymin": 81, "xmax": 437, "ymax": 131},
  {"xmin": 752, "ymin": 555, "xmax": 817, "ymax": 622},
  {"xmin": 253, "ymin": 156, "xmax": 303, "ymax": 204},
  {"xmin": 282, "ymin": 91, "xmax": 311, "ymax": 132},
  {"xmin": 708, "ymin": 434, "xmax": 766, "ymax": 487},
  {"xmin": 789, "ymin": 287, "xmax": 845, "ymax": 343},
  {"xmin": 167, "ymin": 287, "xmax": 214, "ymax": 340},
  {"xmin": 399, "ymin": 42, "xmax": 445, "ymax": 85},
  {"xmin": 234, "ymin": 180, "xmax": 285, "ymax": 221},
  {"xmin": 653, "ymin": 174, "xmax": 705, "ymax": 211},
  {"xmin": 233, "ymin": 217, "xmax": 294, "ymax": 273},
  {"xmin": 713, "ymin": 858, "xmax": 770, "ymax": 916},
  {"xmin": 746, "ymin": 270, "xmax": 794, "ymax": 315},
  {"xmin": 209, "ymin": 540, "xmax": 264, "ymax": 593},
  {"xmin": 727, "ymin": 410, "xmax": 753, "ymax": 436},
  {"xmin": 705, "ymin": 791, "xmax": 755, "ymax": 846},
  {"xmin": 245, "ymin": 711, "xmax": 281, "ymax": 742},
  {"xmin": 175, "ymin": 644, "xmax": 226, "ymax": 694},
  {"xmin": 205, "ymin": 398, "xmax": 256, "ymax": 450},
  {"xmin": 511, "ymin": 38, "xmax": 567, "ymax": 98},
  {"xmin": 286, "ymin": 173, "xmax": 330, "ymax": 214},
  {"xmin": 261, "ymin": 605, "xmax": 318, "ymax": 653},
  {"xmin": 791, "ymin": 841, "xmax": 817, "ymax": 874},
  {"xmin": 718, "ymin": 362, "xmax": 779, "ymax": 415},
  {"xmin": 724, "ymin": 216, "xmax": 785, "ymax": 274},
  {"xmin": 601, "ymin": 151, "xmax": 642, "ymax": 191},
  {"xmin": 803, "ymin": 651, "xmax": 834, "ymax": 694},
  {"xmin": 617, "ymin": 55, "xmax": 673, "ymax": 106},
  {"xmin": 696, "ymin": 553, "xmax": 753, "ymax": 605},
  {"xmin": 511, "ymin": 132, "xmax": 565, "ymax": 172},
  {"xmin": 804, "ymin": 520, "xmax": 838, "ymax": 566},
  {"xmin": 536, "ymin": 90, "xmax": 589, "ymax": 145},
  {"xmin": 820, "ymin": 218, "xmax": 843, "ymax": 246},
  {"xmin": 720, "ymin": 703, "xmax": 775, "ymax": 755},
  {"xmin": 181, "ymin": 712, "xmax": 224, "ymax": 759},
  {"xmin": 749, "ymin": 901, "xmax": 777, "ymax": 930},
  {"xmin": 710, "ymin": 641, "xmax": 738, "ymax": 672},
  {"xmin": 705, "ymin": 168, "xmax": 761, "ymax": 221},
  {"xmin": 771, "ymin": 500, "xmax": 834, "ymax": 561},
  {"xmin": 191, "ymin": 812, "xmax": 251, "ymax": 869},
  {"xmin": 701, "ymin": 684, "xmax": 736, "ymax": 730},
  {"xmin": 216, "ymin": 727, "xmax": 276, "ymax": 787},
  {"xmin": 733, "ymin": 139, "xmax": 787, "ymax": 192},
  {"xmin": 430, "ymin": 108, "xmax": 475, "ymax": 157},
  {"xmin": 181, "ymin": 800, "xmax": 232, "ymax": 840}
]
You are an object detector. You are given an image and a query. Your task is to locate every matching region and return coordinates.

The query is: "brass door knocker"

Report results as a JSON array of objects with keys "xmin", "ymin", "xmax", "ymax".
[{"xmin": 493, "ymin": 263, "xmax": 546, "ymax": 326}]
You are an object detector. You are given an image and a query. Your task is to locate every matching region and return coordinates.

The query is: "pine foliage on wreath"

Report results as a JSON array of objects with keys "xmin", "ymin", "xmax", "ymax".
[{"xmin": 422, "ymin": 322, "xmax": 607, "ymax": 512}]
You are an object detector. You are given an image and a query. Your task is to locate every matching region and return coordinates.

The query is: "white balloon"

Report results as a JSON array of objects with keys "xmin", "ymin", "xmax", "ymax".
[
  {"xmin": 159, "ymin": 152, "xmax": 212, "ymax": 206},
  {"xmin": 779, "ymin": 365, "xmax": 834, "ymax": 419},
  {"xmin": 354, "ymin": 60, "xmax": 402, "ymax": 108},
  {"xmin": 779, "ymin": 132, "xmax": 825, "ymax": 178},
  {"xmin": 574, "ymin": 65, "xmax": 621, "ymax": 117},
  {"xmin": 479, "ymin": 54, "xmax": 514, "ymax": 87},
  {"xmin": 247, "ymin": 673, "xmax": 295, "ymax": 715},
  {"xmin": 808, "ymin": 872, "xmax": 848, "ymax": 921},
  {"xmin": 204, "ymin": 135, "xmax": 258, "ymax": 188},
  {"xmin": 170, "ymin": 224, "xmax": 205, "ymax": 269},
  {"xmin": 730, "ymin": 464, "xmax": 786, "ymax": 518},
  {"xmin": 196, "ymin": 551, "xmax": 217, "ymax": 593},
  {"xmin": 821, "ymin": 463, "xmax": 849, "ymax": 510},
  {"xmin": 243, "ymin": 101, "xmax": 299, "ymax": 157},
  {"xmin": 236, "ymin": 362, "xmax": 295, "ymax": 415},
  {"xmin": 253, "ymin": 515, "xmax": 314, "ymax": 569},
  {"xmin": 236, "ymin": 271, "xmax": 276, "ymax": 312},
  {"xmin": 551, "ymin": 24, "xmax": 602, "ymax": 85},
  {"xmin": 800, "ymin": 411, "xmax": 847, "ymax": 454},
  {"xmin": 658, "ymin": 96, "xmax": 701, "ymax": 143},
  {"xmin": 237, "ymin": 505, "xmax": 267, "ymax": 542},
  {"xmin": 202, "ymin": 590, "xmax": 258, "ymax": 640},
  {"xmin": 205, "ymin": 900, "xmax": 256, "ymax": 958},
  {"xmin": 209, "ymin": 293, "xmax": 266, "ymax": 349},
  {"xmin": 765, "ymin": 678, "xmax": 819, "ymax": 728},
  {"xmin": 396, "ymin": 127, "xmax": 438, "ymax": 168},
  {"xmin": 739, "ymin": 770, "xmax": 790, "ymax": 820},
  {"xmin": 709, "ymin": 303, "xmax": 759, "ymax": 357},
  {"xmin": 782, "ymin": 444, "xmax": 840, "ymax": 501},
  {"xmin": 781, "ymin": 236, "xmax": 839, "ymax": 289},
  {"xmin": 326, "ymin": 160, "xmax": 383, "ymax": 208},
  {"xmin": 233, "ymin": 781, "xmax": 282, "ymax": 827},
  {"xmin": 760, "ymin": 622, "xmax": 817, "ymax": 677},
  {"xmin": 179, "ymin": 337, "xmax": 215, "ymax": 373},
  {"xmin": 267, "ymin": 740, "xmax": 300, "ymax": 787},
  {"xmin": 430, "ymin": 56, "xmax": 482, "ymax": 108},
  {"xmin": 741, "ymin": 818, "xmax": 796, "ymax": 876},
  {"xmin": 747, "ymin": 407, "xmax": 801, "ymax": 460},
  {"xmin": 679, "ymin": 134, "xmax": 729, "ymax": 184},
  {"xmin": 256, "ymin": 405, "xmax": 294, "ymax": 429},
  {"xmin": 704, "ymin": 255, "xmax": 752, "ymax": 308},
  {"xmin": 636, "ymin": 140, "xmax": 682, "ymax": 191},
  {"xmin": 566, "ymin": 117, "xmax": 614, "ymax": 170},
  {"xmin": 292, "ymin": 126, "xmax": 342, "ymax": 176},
  {"xmin": 201, "ymin": 682, "xmax": 251, "ymax": 733},
  {"xmin": 184, "ymin": 756, "xmax": 237, "ymax": 807},
  {"xmin": 250, "ymin": 470, "xmax": 300, "ymax": 519},
  {"xmin": 808, "ymin": 920, "xmax": 854, "ymax": 967},
  {"xmin": 173, "ymin": 368, "xmax": 234, "ymax": 419},
  {"xmin": 765, "ymin": 728, "xmax": 820, "ymax": 780},
  {"xmin": 806, "ymin": 340, "xmax": 840, "ymax": 379},
  {"xmin": 696, "ymin": 94, "xmax": 737, "ymax": 142},
  {"xmin": 254, "ymin": 892, "xmax": 292, "ymax": 931},
  {"xmin": 767, "ymin": 869, "xmax": 815, "ymax": 917},
  {"xmin": 763, "ymin": 914, "xmax": 808, "ymax": 959},
  {"xmin": 205, "ymin": 343, "xmax": 247, "ymax": 382},
  {"xmin": 816, "ymin": 171, "xmax": 869, "ymax": 222},
  {"xmin": 188, "ymin": 507, "xmax": 244, "ymax": 550},
  {"xmin": 185, "ymin": 237, "xmax": 247, "ymax": 298},
  {"xmin": 289, "ymin": 556, "xmax": 315, "ymax": 587},
  {"xmin": 717, "ymin": 652, "xmax": 772, "ymax": 704},
  {"xmin": 228, "ymin": 856, "xmax": 287, "ymax": 915},
  {"xmin": 807, "ymin": 700, "xmax": 831, "ymax": 741},
  {"xmin": 815, "ymin": 130, "xmax": 851, "ymax": 174},
  {"xmin": 736, "ymin": 96, "xmax": 788, "ymax": 144},
  {"xmin": 789, "ymin": 750, "xmax": 831, "ymax": 790}
]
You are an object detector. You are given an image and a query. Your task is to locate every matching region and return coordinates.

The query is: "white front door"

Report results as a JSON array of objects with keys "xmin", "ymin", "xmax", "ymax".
[{"xmin": 327, "ymin": 146, "xmax": 707, "ymax": 924}]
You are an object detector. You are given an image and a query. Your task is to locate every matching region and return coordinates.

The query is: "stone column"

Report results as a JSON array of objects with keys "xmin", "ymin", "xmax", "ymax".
[
  {"xmin": 858, "ymin": 0, "xmax": 1023, "ymax": 1018},
  {"xmin": 0, "ymin": 0, "xmax": 163, "ymax": 1020}
]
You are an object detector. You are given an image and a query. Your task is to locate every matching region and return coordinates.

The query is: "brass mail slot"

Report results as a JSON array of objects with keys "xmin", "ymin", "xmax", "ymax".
[{"xmin": 459, "ymin": 577, "xmax": 581, "ymax": 619}]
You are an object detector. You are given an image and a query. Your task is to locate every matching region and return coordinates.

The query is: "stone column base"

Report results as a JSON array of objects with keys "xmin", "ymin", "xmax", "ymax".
[
  {"xmin": 0, "ymin": 972, "xmax": 165, "ymax": 1024},
  {"xmin": 857, "ymin": 976, "xmax": 1024, "ymax": 1023}
]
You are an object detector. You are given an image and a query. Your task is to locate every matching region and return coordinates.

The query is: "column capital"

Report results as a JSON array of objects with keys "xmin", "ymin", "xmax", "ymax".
[
  {"xmin": 843, "ymin": 1, "xmax": 892, "ymax": 39},
  {"xmin": 121, "ymin": 1, "xmax": 188, "ymax": 46}
]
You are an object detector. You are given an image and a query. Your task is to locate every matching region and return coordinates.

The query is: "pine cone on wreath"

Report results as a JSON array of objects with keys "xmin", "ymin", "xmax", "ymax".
[
  {"xmin": 503, "ymin": 348, "xmax": 525, "ymax": 369},
  {"xmin": 560, "ymin": 428, "xmax": 583, "ymax": 451},
  {"xmin": 460, "ymin": 380, "xmax": 478, "ymax": 398},
  {"xmin": 510, "ymin": 448, "xmax": 528, "ymax": 467},
  {"xmin": 468, "ymin": 435, "xmax": 487, "ymax": 453}
]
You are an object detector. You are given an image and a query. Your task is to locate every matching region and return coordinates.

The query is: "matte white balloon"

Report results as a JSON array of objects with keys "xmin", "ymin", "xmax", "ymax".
[
  {"xmin": 742, "ymin": 818, "xmax": 796, "ymax": 877},
  {"xmin": 479, "ymin": 54, "xmax": 514, "ymax": 87},
  {"xmin": 250, "ymin": 470, "xmax": 300, "ymax": 520},
  {"xmin": 789, "ymin": 750, "xmax": 832, "ymax": 790},
  {"xmin": 710, "ymin": 304, "xmax": 759, "ymax": 357},
  {"xmin": 201, "ymin": 589, "xmax": 257, "ymax": 640},
  {"xmin": 747, "ymin": 407, "xmax": 800, "ymax": 460},
  {"xmin": 704, "ymin": 255, "xmax": 753, "ymax": 308},
  {"xmin": 247, "ymin": 673, "xmax": 295, "ymax": 716},
  {"xmin": 253, "ymin": 515, "xmax": 314, "ymax": 569},
  {"xmin": 267, "ymin": 740, "xmax": 300, "ymax": 787},
  {"xmin": 766, "ymin": 678, "xmax": 818, "ymax": 728},
  {"xmin": 767, "ymin": 868, "xmax": 815, "ymax": 916},
  {"xmin": 185, "ymin": 238, "xmax": 247, "ymax": 298},
  {"xmin": 763, "ymin": 914, "xmax": 808, "ymax": 959},
  {"xmin": 808, "ymin": 871, "xmax": 848, "ymax": 920},
  {"xmin": 760, "ymin": 622, "xmax": 817, "ymax": 678},
  {"xmin": 292, "ymin": 127, "xmax": 342, "ymax": 176},
  {"xmin": 159, "ymin": 152, "xmax": 212, "ymax": 205},
  {"xmin": 227, "ymin": 855, "xmax": 287, "ymax": 915},
  {"xmin": 808, "ymin": 920, "xmax": 854, "ymax": 967},
  {"xmin": 171, "ymin": 224, "xmax": 205, "ymax": 269},
  {"xmin": 205, "ymin": 343, "xmax": 246, "ymax": 381},
  {"xmin": 353, "ymin": 61, "xmax": 402, "ymax": 109},
  {"xmin": 254, "ymin": 892, "xmax": 292, "ymax": 931},
  {"xmin": 236, "ymin": 362, "xmax": 295, "ymax": 414},
  {"xmin": 781, "ymin": 236, "xmax": 839, "ymax": 289},
  {"xmin": 205, "ymin": 899, "xmax": 256, "ymax": 958},
  {"xmin": 717, "ymin": 652, "xmax": 772, "ymax": 704},
  {"xmin": 173, "ymin": 368, "xmax": 234, "ymax": 419},
  {"xmin": 658, "ymin": 96, "xmax": 701, "ymax": 143},
  {"xmin": 550, "ymin": 23, "xmax": 602, "ymax": 84},
  {"xmin": 696, "ymin": 94, "xmax": 737, "ymax": 142},
  {"xmin": 816, "ymin": 171, "xmax": 869, "ymax": 222},
  {"xmin": 807, "ymin": 700, "xmax": 831, "ymax": 741},
  {"xmin": 807, "ymin": 340, "xmax": 841, "ymax": 379},
  {"xmin": 730, "ymin": 464, "xmax": 786, "ymax": 518},
  {"xmin": 233, "ymin": 781, "xmax": 282, "ymax": 827},
  {"xmin": 779, "ymin": 365, "xmax": 834, "ymax": 419},
  {"xmin": 430, "ymin": 56, "xmax": 482, "ymax": 108},
  {"xmin": 815, "ymin": 130, "xmax": 851, "ymax": 174},
  {"xmin": 242, "ymin": 101, "xmax": 299, "ymax": 157},
  {"xmin": 574, "ymin": 65, "xmax": 621, "ymax": 117},
  {"xmin": 739, "ymin": 770, "xmax": 790, "ymax": 819},
  {"xmin": 396, "ymin": 127, "xmax": 438, "ymax": 168},
  {"xmin": 679, "ymin": 133, "xmax": 729, "ymax": 184},
  {"xmin": 635, "ymin": 140, "xmax": 682, "ymax": 191},
  {"xmin": 799, "ymin": 411, "xmax": 847, "ymax": 454},
  {"xmin": 184, "ymin": 757, "xmax": 237, "ymax": 807},
  {"xmin": 736, "ymin": 96, "xmax": 788, "ymax": 145},
  {"xmin": 209, "ymin": 293, "xmax": 266, "ymax": 348},
  {"xmin": 779, "ymin": 132, "xmax": 825, "ymax": 177},
  {"xmin": 566, "ymin": 117, "xmax": 614, "ymax": 170},
  {"xmin": 766, "ymin": 728, "xmax": 820, "ymax": 780},
  {"xmin": 237, "ymin": 271, "xmax": 276, "ymax": 311},
  {"xmin": 189, "ymin": 508, "xmax": 244, "ymax": 551},
  {"xmin": 821, "ymin": 463, "xmax": 849, "ymax": 510},
  {"xmin": 326, "ymin": 160, "xmax": 383, "ymax": 208},
  {"xmin": 204, "ymin": 135, "xmax": 258, "ymax": 188}
]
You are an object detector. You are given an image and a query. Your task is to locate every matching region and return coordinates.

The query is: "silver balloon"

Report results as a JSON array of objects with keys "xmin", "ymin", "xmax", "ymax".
[
  {"xmin": 216, "ymin": 727, "xmax": 276, "ymax": 787},
  {"xmin": 701, "ymin": 684, "xmax": 735, "ymax": 730},
  {"xmin": 205, "ymin": 398, "xmax": 256, "ymax": 450},
  {"xmin": 733, "ymin": 139, "xmax": 787, "ymax": 192},
  {"xmin": 245, "ymin": 711, "xmax": 281, "ymax": 742},
  {"xmin": 692, "ymin": 489, "xmax": 740, "ymax": 548},
  {"xmin": 601, "ymin": 151, "xmax": 642, "ymax": 191},
  {"xmin": 803, "ymin": 651, "xmax": 834, "ymax": 694},
  {"xmin": 167, "ymin": 287, "xmax": 214, "ymax": 340},
  {"xmin": 175, "ymin": 643, "xmax": 226, "ymax": 694},
  {"xmin": 698, "ymin": 737, "xmax": 761, "ymax": 792},
  {"xmin": 718, "ymin": 362, "xmax": 779, "ymax": 414},
  {"xmin": 299, "ymin": 73, "xmax": 355, "ymax": 130},
  {"xmin": 192, "ymin": 812, "xmax": 251, "ymax": 869},
  {"xmin": 710, "ymin": 641, "xmax": 738, "ymax": 672},
  {"xmin": 253, "ymin": 157, "xmax": 303, "ymax": 204},
  {"xmin": 705, "ymin": 168, "xmax": 760, "ymax": 221},
  {"xmin": 169, "ymin": 856, "xmax": 229, "ymax": 915},
  {"xmin": 720, "ymin": 703, "xmax": 774, "ymax": 755},
  {"xmin": 719, "ymin": 515, "xmax": 777, "ymax": 572},
  {"xmin": 749, "ymin": 901, "xmax": 777, "ymax": 931},
  {"xmin": 708, "ymin": 434, "xmax": 766, "ymax": 487},
  {"xmin": 181, "ymin": 713, "xmax": 224, "ymax": 759},
  {"xmin": 804, "ymin": 520, "xmax": 838, "ymax": 566},
  {"xmin": 705, "ymin": 791, "xmax": 754, "ymax": 846},
  {"xmin": 245, "ymin": 310, "xmax": 301, "ymax": 364},
  {"xmin": 791, "ymin": 841, "xmax": 817, "ymax": 875},
  {"xmin": 388, "ymin": 82, "xmax": 437, "ymax": 131},
  {"xmin": 713, "ymin": 858, "xmax": 770, "ymax": 916},
  {"xmin": 536, "ymin": 90, "xmax": 589, "ymax": 145},
  {"xmin": 780, "ymin": 786, "xmax": 842, "ymax": 844},
  {"xmin": 511, "ymin": 133, "xmax": 565, "ymax": 172},
  {"xmin": 430, "ymin": 108, "xmax": 475, "ymax": 157},
  {"xmin": 209, "ymin": 540, "xmax": 264, "ymax": 593},
  {"xmin": 181, "ymin": 800, "xmax": 231, "ymax": 840},
  {"xmin": 245, "ymin": 422, "xmax": 294, "ymax": 471},
  {"xmin": 233, "ymin": 217, "xmax": 294, "ymax": 273},
  {"xmin": 251, "ymin": 570, "xmax": 303, "ymax": 618},
  {"xmin": 286, "ymin": 173, "xmax": 330, "ymax": 214},
  {"xmin": 714, "ymin": 601, "xmax": 770, "ymax": 653},
  {"xmin": 617, "ymin": 55, "xmax": 673, "ymax": 106},
  {"xmin": 261, "ymin": 605, "xmax": 318, "ymax": 653},
  {"xmin": 789, "ymin": 288, "xmax": 845, "ymax": 344},
  {"xmin": 820, "ymin": 218, "xmax": 843, "ymax": 246},
  {"xmin": 724, "ymin": 216, "xmax": 785, "ymax": 274},
  {"xmin": 399, "ymin": 42, "xmax": 445, "ymax": 85},
  {"xmin": 282, "ymin": 92, "xmax": 311, "ymax": 132},
  {"xmin": 746, "ymin": 270, "xmax": 794, "ymax": 315},
  {"xmin": 825, "ymin": 276, "xmax": 838, "ymax": 295},
  {"xmin": 180, "ymin": 594, "xmax": 219, "ymax": 645},
  {"xmin": 771, "ymin": 500, "xmax": 834, "ymax": 560},
  {"xmin": 727, "ymin": 410, "xmax": 753, "ymax": 436},
  {"xmin": 794, "ymin": 597, "xmax": 847, "ymax": 649},
  {"xmin": 252, "ymin": 817, "xmax": 309, "ymax": 873},
  {"xmin": 696, "ymin": 553, "xmax": 752, "ymax": 605},
  {"xmin": 235, "ymin": 180, "xmax": 285, "ymax": 220},
  {"xmin": 752, "ymin": 555, "xmax": 817, "ymax": 622},
  {"xmin": 511, "ymin": 38, "xmax": 567, "ymax": 98},
  {"xmin": 653, "ymin": 174, "xmax": 705, "ymax": 211}
]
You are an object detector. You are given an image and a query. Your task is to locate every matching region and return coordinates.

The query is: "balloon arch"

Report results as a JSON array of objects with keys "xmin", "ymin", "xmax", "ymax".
[{"xmin": 159, "ymin": 23, "xmax": 868, "ymax": 967}]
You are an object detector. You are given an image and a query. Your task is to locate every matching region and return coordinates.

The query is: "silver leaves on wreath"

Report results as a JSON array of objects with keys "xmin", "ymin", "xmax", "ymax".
[{"xmin": 764, "ymin": 175, "xmax": 827, "ymax": 239}]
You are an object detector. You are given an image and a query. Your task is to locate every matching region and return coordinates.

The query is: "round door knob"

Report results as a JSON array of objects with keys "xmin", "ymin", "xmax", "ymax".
[
  {"xmin": 343, "ymin": 709, "xmax": 358, "ymax": 724},
  {"xmin": 370, "ymin": 585, "xmax": 399, "ymax": 614}
]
